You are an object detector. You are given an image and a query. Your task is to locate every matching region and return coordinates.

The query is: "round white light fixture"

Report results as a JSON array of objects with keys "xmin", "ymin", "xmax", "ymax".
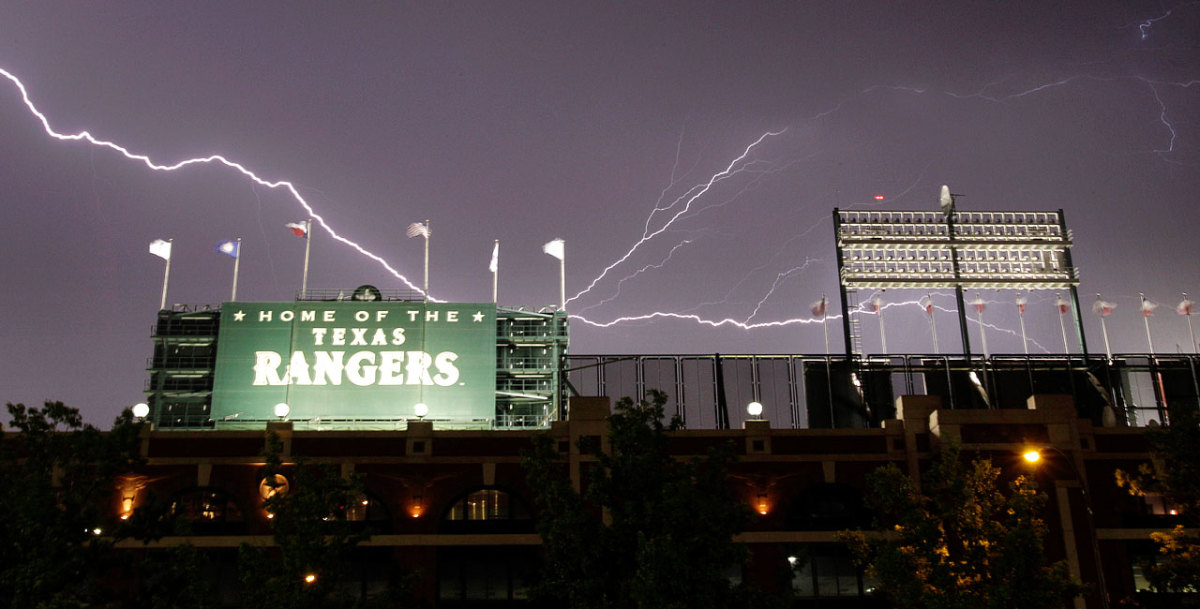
[
  {"xmin": 131, "ymin": 403, "xmax": 150, "ymax": 418},
  {"xmin": 747, "ymin": 401, "xmax": 764, "ymax": 418},
  {"xmin": 274, "ymin": 402, "xmax": 291, "ymax": 418},
  {"xmin": 413, "ymin": 403, "xmax": 429, "ymax": 419}
]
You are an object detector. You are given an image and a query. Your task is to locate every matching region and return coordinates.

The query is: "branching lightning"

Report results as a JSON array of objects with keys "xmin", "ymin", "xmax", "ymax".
[
  {"xmin": 566, "ymin": 129, "xmax": 787, "ymax": 306},
  {"xmin": 0, "ymin": 67, "xmax": 434, "ymax": 299},
  {"xmin": 575, "ymin": 238, "xmax": 696, "ymax": 315}
]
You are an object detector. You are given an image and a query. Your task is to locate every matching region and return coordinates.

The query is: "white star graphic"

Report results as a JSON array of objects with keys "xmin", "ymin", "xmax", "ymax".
[
  {"xmin": 472, "ymin": 311, "xmax": 484, "ymax": 323},
  {"xmin": 233, "ymin": 310, "xmax": 246, "ymax": 321}
]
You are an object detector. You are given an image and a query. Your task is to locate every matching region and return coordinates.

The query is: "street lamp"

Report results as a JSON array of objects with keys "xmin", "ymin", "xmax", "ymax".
[
  {"xmin": 131, "ymin": 402, "xmax": 149, "ymax": 419},
  {"xmin": 1023, "ymin": 446, "xmax": 1108, "ymax": 609},
  {"xmin": 273, "ymin": 402, "xmax": 290, "ymax": 419},
  {"xmin": 747, "ymin": 401, "xmax": 764, "ymax": 419}
]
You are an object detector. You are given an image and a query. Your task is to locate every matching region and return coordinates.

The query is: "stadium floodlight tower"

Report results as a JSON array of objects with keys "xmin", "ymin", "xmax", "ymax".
[{"xmin": 832, "ymin": 186, "xmax": 1087, "ymax": 358}]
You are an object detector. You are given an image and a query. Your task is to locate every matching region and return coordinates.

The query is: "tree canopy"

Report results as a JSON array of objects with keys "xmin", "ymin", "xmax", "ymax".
[
  {"xmin": 1116, "ymin": 407, "xmax": 1200, "ymax": 603},
  {"xmin": 842, "ymin": 443, "xmax": 1081, "ymax": 609},
  {"xmin": 0, "ymin": 401, "xmax": 143, "ymax": 608},
  {"xmin": 523, "ymin": 390, "xmax": 768, "ymax": 609}
]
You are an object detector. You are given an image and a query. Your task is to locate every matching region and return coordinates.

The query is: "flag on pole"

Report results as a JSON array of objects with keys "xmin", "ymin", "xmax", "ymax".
[
  {"xmin": 543, "ymin": 238, "xmax": 565, "ymax": 260},
  {"xmin": 285, "ymin": 221, "xmax": 308, "ymax": 238},
  {"xmin": 870, "ymin": 295, "xmax": 882, "ymax": 313},
  {"xmin": 149, "ymin": 238, "xmax": 172, "ymax": 261},
  {"xmin": 972, "ymin": 296, "xmax": 986, "ymax": 314},
  {"xmin": 1178, "ymin": 298, "xmax": 1195, "ymax": 316},
  {"xmin": 919, "ymin": 295, "xmax": 934, "ymax": 316},
  {"xmin": 407, "ymin": 222, "xmax": 430, "ymax": 239},
  {"xmin": 1142, "ymin": 297, "xmax": 1159, "ymax": 317},
  {"xmin": 1092, "ymin": 299, "xmax": 1116, "ymax": 316},
  {"xmin": 216, "ymin": 240, "xmax": 240, "ymax": 258},
  {"xmin": 810, "ymin": 295, "xmax": 827, "ymax": 317},
  {"xmin": 1016, "ymin": 295, "xmax": 1028, "ymax": 315},
  {"xmin": 1055, "ymin": 295, "xmax": 1070, "ymax": 314},
  {"xmin": 489, "ymin": 241, "xmax": 499, "ymax": 273}
]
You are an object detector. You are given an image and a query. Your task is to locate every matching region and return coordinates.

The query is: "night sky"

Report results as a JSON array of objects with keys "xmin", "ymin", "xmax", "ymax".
[{"xmin": 1, "ymin": 2, "xmax": 1198, "ymax": 425}]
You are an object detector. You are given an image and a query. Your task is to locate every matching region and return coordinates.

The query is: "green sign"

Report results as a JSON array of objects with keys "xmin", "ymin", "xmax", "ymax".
[{"xmin": 212, "ymin": 302, "xmax": 497, "ymax": 423}]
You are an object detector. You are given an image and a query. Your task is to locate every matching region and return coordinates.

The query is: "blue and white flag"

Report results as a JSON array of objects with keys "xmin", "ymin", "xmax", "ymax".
[{"xmin": 216, "ymin": 240, "xmax": 240, "ymax": 259}]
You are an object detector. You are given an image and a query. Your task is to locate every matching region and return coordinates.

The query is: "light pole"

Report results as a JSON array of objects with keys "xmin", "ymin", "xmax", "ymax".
[{"xmin": 1023, "ymin": 446, "xmax": 1108, "ymax": 609}]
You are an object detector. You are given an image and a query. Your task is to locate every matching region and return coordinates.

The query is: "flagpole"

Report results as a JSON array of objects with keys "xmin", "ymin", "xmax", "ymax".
[
  {"xmin": 1097, "ymin": 294, "xmax": 1113, "ymax": 361},
  {"xmin": 975, "ymin": 295, "xmax": 989, "ymax": 358},
  {"xmin": 558, "ymin": 251, "xmax": 566, "ymax": 312},
  {"xmin": 931, "ymin": 313, "xmax": 939, "ymax": 355},
  {"xmin": 1057, "ymin": 294, "xmax": 1070, "ymax": 354},
  {"xmin": 492, "ymin": 239, "xmax": 499, "ymax": 304},
  {"xmin": 1141, "ymin": 292, "xmax": 1155, "ymax": 354},
  {"xmin": 924, "ymin": 295, "xmax": 939, "ymax": 354},
  {"xmin": 301, "ymin": 218, "xmax": 312, "ymax": 299},
  {"xmin": 159, "ymin": 238, "xmax": 172, "ymax": 311},
  {"xmin": 876, "ymin": 292, "xmax": 888, "ymax": 354},
  {"xmin": 231, "ymin": 238, "xmax": 241, "ymax": 301},
  {"xmin": 1017, "ymin": 295, "xmax": 1029, "ymax": 355},
  {"xmin": 423, "ymin": 218, "xmax": 430, "ymax": 302},
  {"xmin": 821, "ymin": 293, "xmax": 829, "ymax": 355},
  {"xmin": 1186, "ymin": 293, "xmax": 1197, "ymax": 353}
]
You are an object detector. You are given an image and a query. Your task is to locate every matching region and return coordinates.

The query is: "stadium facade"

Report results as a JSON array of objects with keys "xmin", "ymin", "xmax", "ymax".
[{"xmin": 107, "ymin": 206, "xmax": 1200, "ymax": 606}]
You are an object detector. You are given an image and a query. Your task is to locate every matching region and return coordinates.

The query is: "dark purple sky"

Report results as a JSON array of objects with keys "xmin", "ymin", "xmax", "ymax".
[{"xmin": 1, "ymin": 2, "xmax": 1198, "ymax": 425}]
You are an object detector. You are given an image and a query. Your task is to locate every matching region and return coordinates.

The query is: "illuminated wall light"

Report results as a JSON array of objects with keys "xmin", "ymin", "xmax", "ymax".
[
  {"xmin": 410, "ymin": 494, "xmax": 424, "ymax": 518},
  {"xmin": 120, "ymin": 495, "xmax": 134, "ymax": 520},
  {"xmin": 756, "ymin": 493, "xmax": 769, "ymax": 516},
  {"xmin": 304, "ymin": 573, "xmax": 317, "ymax": 584}
]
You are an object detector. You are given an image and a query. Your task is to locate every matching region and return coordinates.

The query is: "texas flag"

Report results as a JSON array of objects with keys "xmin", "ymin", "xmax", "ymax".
[
  {"xmin": 1054, "ymin": 295, "xmax": 1070, "ymax": 314},
  {"xmin": 285, "ymin": 221, "xmax": 308, "ymax": 238},
  {"xmin": 919, "ymin": 295, "xmax": 934, "ymax": 316},
  {"xmin": 810, "ymin": 295, "xmax": 827, "ymax": 317}
]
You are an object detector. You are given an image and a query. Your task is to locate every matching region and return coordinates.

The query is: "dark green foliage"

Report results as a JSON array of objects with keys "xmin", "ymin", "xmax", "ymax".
[
  {"xmin": 133, "ymin": 544, "xmax": 219, "ymax": 609},
  {"xmin": 524, "ymin": 390, "xmax": 774, "ymax": 609},
  {"xmin": 0, "ymin": 401, "xmax": 143, "ymax": 608},
  {"xmin": 237, "ymin": 431, "xmax": 411, "ymax": 608},
  {"xmin": 842, "ymin": 443, "xmax": 1081, "ymax": 609},
  {"xmin": 1116, "ymin": 408, "xmax": 1200, "ymax": 601}
]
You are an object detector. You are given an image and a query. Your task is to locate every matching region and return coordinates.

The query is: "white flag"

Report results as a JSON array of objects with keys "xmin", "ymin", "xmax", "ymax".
[
  {"xmin": 149, "ymin": 238, "xmax": 172, "ymax": 261},
  {"xmin": 543, "ymin": 238, "xmax": 565, "ymax": 261},
  {"xmin": 489, "ymin": 241, "xmax": 499, "ymax": 273},
  {"xmin": 406, "ymin": 222, "xmax": 430, "ymax": 239}
]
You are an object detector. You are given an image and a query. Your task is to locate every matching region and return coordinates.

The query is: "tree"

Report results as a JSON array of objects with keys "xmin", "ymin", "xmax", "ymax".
[
  {"xmin": 237, "ymin": 431, "xmax": 412, "ymax": 608},
  {"xmin": 841, "ymin": 442, "xmax": 1081, "ymax": 609},
  {"xmin": 0, "ymin": 401, "xmax": 143, "ymax": 608},
  {"xmin": 1115, "ymin": 407, "xmax": 1200, "ymax": 602},
  {"xmin": 523, "ymin": 390, "xmax": 774, "ymax": 609}
]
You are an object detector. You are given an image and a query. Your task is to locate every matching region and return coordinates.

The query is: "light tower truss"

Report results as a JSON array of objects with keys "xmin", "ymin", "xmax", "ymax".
[{"xmin": 833, "ymin": 208, "xmax": 1087, "ymax": 357}]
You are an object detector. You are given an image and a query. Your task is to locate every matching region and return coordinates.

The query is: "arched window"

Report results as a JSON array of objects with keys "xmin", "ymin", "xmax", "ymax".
[
  {"xmin": 340, "ymin": 491, "xmax": 392, "ymax": 532},
  {"xmin": 169, "ymin": 487, "xmax": 246, "ymax": 534},
  {"xmin": 440, "ymin": 488, "xmax": 532, "ymax": 534}
]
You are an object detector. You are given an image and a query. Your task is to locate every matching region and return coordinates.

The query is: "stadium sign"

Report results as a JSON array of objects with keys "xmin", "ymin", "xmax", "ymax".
[{"xmin": 212, "ymin": 302, "xmax": 497, "ymax": 422}]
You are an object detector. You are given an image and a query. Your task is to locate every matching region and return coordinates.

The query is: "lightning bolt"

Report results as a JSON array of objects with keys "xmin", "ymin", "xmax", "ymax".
[
  {"xmin": 1127, "ymin": 3, "xmax": 1199, "ymax": 39},
  {"xmin": 566, "ymin": 129, "xmax": 787, "ymax": 306},
  {"xmin": 575, "ymin": 238, "xmax": 696, "ymax": 315},
  {"xmin": 572, "ymin": 310, "xmax": 836, "ymax": 330},
  {"xmin": 744, "ymin": 259, "xmax": 818, "ymax": 324},
  {"xmin": 0, "ymin": 67, "xmax": 433, "ymax": 299}
]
